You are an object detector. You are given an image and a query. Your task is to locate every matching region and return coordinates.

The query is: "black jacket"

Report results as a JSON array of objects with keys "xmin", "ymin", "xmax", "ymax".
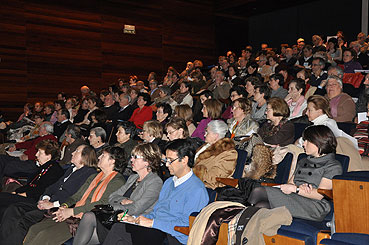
[
  {"xmin": 15, "ymin": 160, "xmax": 64, "ymax": 201},
  {"xmin": 42, "ymin": 165, "xmax": 97, "ymax": 203}
]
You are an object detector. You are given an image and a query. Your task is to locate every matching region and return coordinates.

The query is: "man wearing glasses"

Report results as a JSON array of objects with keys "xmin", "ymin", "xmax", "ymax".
[{"xmin": 104, "ymin": 138, "xmax": 209, "ymax": 245}]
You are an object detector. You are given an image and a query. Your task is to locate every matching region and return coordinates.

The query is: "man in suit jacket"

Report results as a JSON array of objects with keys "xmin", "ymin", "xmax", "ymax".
[
  {"xmin": 0, "ymin": 164, "xmax": 97, "ymax": 245},
  {"xmin": 53, "ymin": 109, "xmax": 71, "ymax": 142},
  {"xmin": 58, "ymin": 124, "xmax": 86, "ymax": 166},
  {"xmin": 149, "ymin": 80, "xmax": 161, "ymax": 101},
  {"xmin": 114, "ymin": 93, "xmax": 134, "ymax": 122}
]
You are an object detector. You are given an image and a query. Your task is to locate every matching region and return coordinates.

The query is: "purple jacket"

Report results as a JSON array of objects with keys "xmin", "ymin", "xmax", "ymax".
[{"xmin": 191, "ymin": 118, "xmax": 212, "ymax": 141}]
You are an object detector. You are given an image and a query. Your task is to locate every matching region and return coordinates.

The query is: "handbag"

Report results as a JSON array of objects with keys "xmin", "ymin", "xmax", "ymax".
[
  {"xmin": 91, "ymin": 204, "xmax": 123, "ymax": 230},
  {"xmin": 65, "ymin": 217, "xmax": 81, "ymax": 237}
]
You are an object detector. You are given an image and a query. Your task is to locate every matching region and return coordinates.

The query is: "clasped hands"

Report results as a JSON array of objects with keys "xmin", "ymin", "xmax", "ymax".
[
  {"xmin": 280, "ymin": 183, "xmax": 313, "ymax": 195},
  {"xmin": 117, "ymin": 213, "xmax": 153, "ymax": 228},
  {"xmin": 52, "ymin": 207, "xmax": 74, "ymax": 222}
]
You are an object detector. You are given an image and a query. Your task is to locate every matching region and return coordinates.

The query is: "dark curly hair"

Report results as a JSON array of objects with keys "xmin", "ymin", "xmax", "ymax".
[{"xmin": 103, "ymin": 146, "xmax": 127, "ymax": 173}]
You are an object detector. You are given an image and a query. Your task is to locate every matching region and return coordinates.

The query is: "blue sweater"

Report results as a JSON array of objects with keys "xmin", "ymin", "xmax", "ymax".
[{"xmin": 145, "ymin": 174, "xmax": 209, "ymax": 244}]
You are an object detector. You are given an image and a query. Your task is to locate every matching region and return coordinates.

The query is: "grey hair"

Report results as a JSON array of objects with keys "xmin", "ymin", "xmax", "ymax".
[
  {"xmin": 42, "ymin": 123, "xmax": 54, "ymax": 134},
  {"xmin": 91, "ymin": 127, "xmax": 107, "ymax": 143},
  {"xmin": 328, "ymin": 65, "xmax": 344, "ymax": 79},
  {"xmin": 207, "ymin": 120, "xmax": 228, "ymax": 139},
  {"xmin": 327, "ymin": 75, "xmax": 343, "ymax": 88},
  {"xmin": 121, "ymin": 93, "xmax": 131, "ymax": 103}
]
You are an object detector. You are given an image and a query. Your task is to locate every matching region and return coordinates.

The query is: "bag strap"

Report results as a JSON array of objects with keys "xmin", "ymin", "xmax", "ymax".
[{"xmin": 235, "ymin": 206, "xmax": 260, "ymax": 245}]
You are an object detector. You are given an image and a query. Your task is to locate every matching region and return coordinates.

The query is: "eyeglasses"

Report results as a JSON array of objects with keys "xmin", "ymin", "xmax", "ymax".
[
  {"xmin": 162, "ymin": 157, "xmax": 179, "ymax": 165},
  {"xmin": 167, "ymin": 129, "xmax": 178, "ymax": 135},
  {"xmin": 131, "ymin": 155, "xmax": 144, "ymax": 160}
]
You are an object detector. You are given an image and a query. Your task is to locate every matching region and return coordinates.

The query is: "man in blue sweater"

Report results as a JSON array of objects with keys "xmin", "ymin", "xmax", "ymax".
[{"xmin": 104, "ymin": 138, "xmax": 209, "ymax": 244}]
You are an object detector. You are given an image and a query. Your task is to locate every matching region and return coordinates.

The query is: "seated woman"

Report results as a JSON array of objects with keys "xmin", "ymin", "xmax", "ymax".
[
  {"xmin": 129, "ymin": 92, "xmax": 153, "ymax": 129},
  {"xmin": 140, "ymin": 120, "xmax": 167, "ymax": 153},
  {"xmin": 245, "ymin": 76, "xmax": 262, "ymax": 101},
  {"xmin": 173, "ymin": 81, "xmax": 193, "ymax": 107},
  {"xmin": 0, "ymin": 144, "xmax": 97, "ymax": 245},
  {"xmin": 285, "ymin": 78, "xmax": 307, "ymax": 119},
  {"xmin": 115, "ymin": 121, "xmax": 138, "ymax": 175},
  {"xmin": 165, "ymin": 117, "xmax": 189, "ymax": 141},
  {"xmin": 258, "ymin": 97, "xmax": 295, "ymax": 147},
  {"xmin": 0, "ymin": 140, "xmax": 64, "ymax": 219},
  {"xmin": 153, "ymin": 86, "xmax": 177, "ymax": 111},
  {"xmin": 24, "ymin": 146, "xmax": 126, "ymax": 245},
  {"xmin": 251, "ymin": 85, "xmax": 271, "ymax": 123},
  {"xmin": 73, "ymin": 143, "xmax": 163, "ymax": 245},
  {"xmin": 248, "ymin": 125, "xmax": 343, "ymax": 221},
  {"xmin": 193, "ymin": 120, "xmax": 237, "ymax": 189},
  {"xmin": 191, "ymin": 98, "xmax": 222, "ymax": 141},
  {"xmin": 174, "ymin": 104, "xmax": 196, "ymax": 136},
  {"xmin": 73, "ymin": 98, "xmax": 89, "ymax": 124},
  {"xmin": 76, "ymin": 96, "xmax": 100, "ymax": 126},
  {"xmin": 304, "ymin": 95, "xmax": 358, "ymax": 148},
  {"xmin": 222, "ymin": 86, "xmax": 248, "ymax": 120},
  {"xmin": 296, "ymin": 68, "xmax": 315, "ymax": 99},
  {"xmin": 228, "ymin": 97, "xmax": 259, "ymax": 140},
  {"xmin": 155, "ymin": 102, "xmax": 172, "ymax": 127},
  {"xmin": 88, "ymin": 127, "xmax": 109, "ymax": 157}
]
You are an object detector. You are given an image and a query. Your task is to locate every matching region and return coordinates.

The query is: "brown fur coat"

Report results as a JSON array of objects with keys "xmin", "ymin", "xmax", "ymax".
[
  {"xmin": 243, "ymin": 144, "xmax": 276, "ymax": 180},
  {"xmin": 193, "ymin": 138, "xmax": 238, "ymax": 189}
]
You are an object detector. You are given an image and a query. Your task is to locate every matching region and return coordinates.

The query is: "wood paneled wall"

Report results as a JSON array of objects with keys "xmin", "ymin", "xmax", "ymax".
[{"xmin": 0, "ymin": 0, "xmax": 216, "ymax": 120}]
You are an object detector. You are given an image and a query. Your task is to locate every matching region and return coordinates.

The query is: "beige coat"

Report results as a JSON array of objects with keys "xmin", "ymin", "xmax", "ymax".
[{"xmin": 193, "ymin": 138, "xmax": 238, "ymax": 189}]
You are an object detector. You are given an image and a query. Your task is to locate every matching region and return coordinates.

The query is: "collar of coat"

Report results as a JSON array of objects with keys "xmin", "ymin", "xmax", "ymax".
[{"xmin": 196, "ymin": 138, "xmax": 235, "ymax": 163}]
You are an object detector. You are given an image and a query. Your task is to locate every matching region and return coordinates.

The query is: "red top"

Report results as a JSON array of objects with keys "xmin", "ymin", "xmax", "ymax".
[
  {"xmin": 15, "ymin": 134, "xmax": 57, "ymax": 160},
  {"xmin": 129, "ymin": 106, "xmax": 153, "ymax": 129}
]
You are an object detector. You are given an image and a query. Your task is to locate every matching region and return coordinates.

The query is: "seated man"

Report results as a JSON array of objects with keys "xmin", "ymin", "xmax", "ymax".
[
  {"xmin": 6, "ymin": 122, "xmax": 57, "ymax": 161},
  {"xmin": 325, "ymin": 75, "xmax": 356, "ymax": 122},
  {"xmin": 103, "ymin": 138, "xmax": 209, "ymax": 245}
]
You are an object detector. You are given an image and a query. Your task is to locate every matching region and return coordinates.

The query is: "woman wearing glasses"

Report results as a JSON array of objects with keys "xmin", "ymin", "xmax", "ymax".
[
  {"xmin": 24, "ymin": 146, "xmax": 126, "ymax": 245},
  {"xmin": 72, "ymin": 143, "xmax": 163, "ymax": 245},
  {"xmin": 227, "ymin": 97, "xmax": 259, "ymax": 140}
]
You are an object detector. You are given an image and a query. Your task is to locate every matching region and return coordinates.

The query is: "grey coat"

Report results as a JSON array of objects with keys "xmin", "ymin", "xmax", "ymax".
[{"xmin": 108, "ymin": 172, "xmax": 163, "ymax": 216}]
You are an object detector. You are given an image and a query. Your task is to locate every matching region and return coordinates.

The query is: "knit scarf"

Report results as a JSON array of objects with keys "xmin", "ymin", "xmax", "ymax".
[
  {"xmin": 74, "ymin": 171, "xmax": 118, "ymax": 218},
  {"xmin": 287, "ymin": 95, "xmax": 305, "ymax": 118}
]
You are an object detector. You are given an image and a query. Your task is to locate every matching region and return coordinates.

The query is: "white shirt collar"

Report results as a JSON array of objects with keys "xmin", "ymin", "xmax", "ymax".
[
  {"xmin": 172, "ymin": 170, "xmax": 193, "ymax": 187},
  {"xmin": 312, "ymin": 114, "xmax": 329, "ymax": 125}
]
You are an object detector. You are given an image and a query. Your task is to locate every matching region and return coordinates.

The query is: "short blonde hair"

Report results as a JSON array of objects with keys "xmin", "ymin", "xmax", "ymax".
[{"xmin": 143, "ymin": 120, "xmax": 163, "ymax": 139}]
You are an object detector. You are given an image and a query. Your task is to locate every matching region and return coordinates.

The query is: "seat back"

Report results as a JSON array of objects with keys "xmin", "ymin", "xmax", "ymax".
[
  {"xmin": 274, "ymin": 152, "xmax": 293, "ymax": 184},
  {"xmin": 293, "ymin": 123, "xmax": 309, "ymax": 142},
  {"xmin": 232, "ymin": 149, "xmax": 247, "ymax": 179},
  {"xmin": 333, "ymin": 172, "xmax": 369, "ymax": 235},
  {"xmin": 297, "ymin": 153, "xmax": 349, "ymax": 175}
]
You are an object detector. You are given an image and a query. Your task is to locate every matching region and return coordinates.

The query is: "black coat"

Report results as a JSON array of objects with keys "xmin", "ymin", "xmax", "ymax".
[
  {"xmin": 43, "ymin": 165, "xmax": 97, "ymax": 203},
  {"xmin": 15, "ymin": 160, "xmax": 64, "ymax": 201}
]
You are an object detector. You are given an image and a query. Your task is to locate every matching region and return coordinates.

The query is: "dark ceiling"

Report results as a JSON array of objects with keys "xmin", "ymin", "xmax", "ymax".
[{"xmin": 214, "ymin": 0, "xmax": 319, "ymax": 20}]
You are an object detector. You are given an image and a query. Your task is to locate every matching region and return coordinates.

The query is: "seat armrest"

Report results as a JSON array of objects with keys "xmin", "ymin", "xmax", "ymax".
[
  {"xmin": 318, "ymin": 189, "xmax": 333, "ymax": 200},
  {"xmin": 174, "ymin": 226, "xmax": 189, "ymax": 235},
  {"xmin": 261, "ymin": 183, "xmax": 280, "ymax": 187},
  {"xmin": 216, "ymin": 177, "xmax": 238, "ymax": 187}
]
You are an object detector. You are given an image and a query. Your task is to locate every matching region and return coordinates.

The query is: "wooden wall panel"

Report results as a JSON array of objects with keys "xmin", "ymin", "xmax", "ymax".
[
  {"xmin": 0, "ymin": 0, "xmax": 216, "ymax": 121},
  {"xmin": 0, "ymin": 1, "xmax": 27, "ymax": 119},
  {"xmin": 25, "ymin": 3, "xmax": 102, "ymax": 100}
]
